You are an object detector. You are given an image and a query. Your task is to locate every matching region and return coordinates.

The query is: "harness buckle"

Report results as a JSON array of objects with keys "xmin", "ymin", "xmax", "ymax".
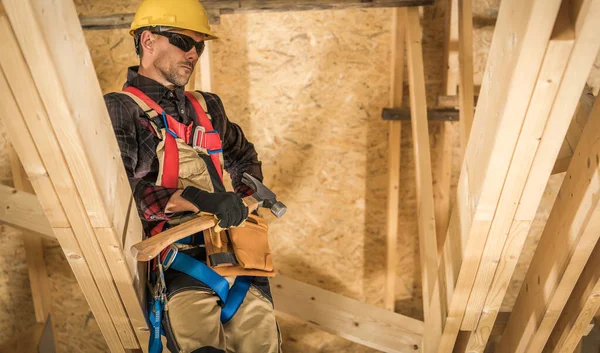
[
  {"xmin": 161, "ymin": 244, "xmax": 179, "ymax": 271},
  {"xmin": 192, "ymin": 125, "xmax": 205, "ymax": 150}
]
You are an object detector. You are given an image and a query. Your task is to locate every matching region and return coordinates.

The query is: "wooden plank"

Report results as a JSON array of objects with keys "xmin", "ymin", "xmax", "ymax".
[
  {"xmin": 433, "ymin": 0, "xmax": 564, "ymax": 350},
  {"xmin": 543, "ymin": 196, "xmax": 600, "ymax": 353},
  {"xmin": 497, "ymin": 6, "xmax": 600, "ymax": 345},
  {"xmin": 0, "ymin": 11, "xmax": 141, "ymax": 349},
  {"xmin": 0, "ymin": 68, "xmax": 126, "ymax": 353},
  {"xmin": 78, "ymin": 0, "xmax": 435, "ymax": 29},
  {"xmin": 2, "ymin": 0, "xmax": 150, "ymax": 349},
  {"xmin": 271, "ymin": 275, "xmax": 423, "ymax": 353},
  {"xmin": 442, "ymin": 0, "xmax": 459, "ymax": 97},
  {"xmin": 460, "ymin": 2, "xmax": 576, "ymax": 332},
  {"xmin": 383, "ymin": 108, "xmax": 459, "ymax": 121},
  {"xmin": 3, "ymin": 0, "xmax": 132, "ymax": 234},
  {"xmin": 8, "ymin": 148, "xmax": 53, "ymax": 328},
  {"xmin": 457, "ymin": 0, "xmax": 474, "ymax": 151},
  {"xmin": 551, "ymin": 87, "xmax": 596, "ymax": 175},
  {"xmin": 433, "ymin": 123, "xmax": 453, "ymax": 254},
  {"xmin": 199, "ymin": 41, "xmax": 213, "ymax": 92},
  {"xmin": 406, "ymin": 4, "xmax": 439, "ymax": 315},
  {"xmin": 385, "ymin": 7, "xmax": 406, "ymax": 311},
  {"xmin": 0, "ymin": 183, "xmax": 55, "ymax": 240},
  {"xmin": 405, "ymin": 8, "xmax": 442, "ymax": 353},
  {"xmin": 436, "ymin": 95, "xmax": 478, "ymax": 109}
]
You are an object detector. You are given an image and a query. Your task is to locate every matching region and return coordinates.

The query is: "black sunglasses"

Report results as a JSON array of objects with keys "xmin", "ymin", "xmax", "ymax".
[{"xmin": 152, "ymin": 31, "xmax": 205, "ymax": 56}]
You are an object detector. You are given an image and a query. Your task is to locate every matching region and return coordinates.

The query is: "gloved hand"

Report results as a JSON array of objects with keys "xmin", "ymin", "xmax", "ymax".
[{"xmin": 180, "ymin": 186, "xmax": 248, "ymax": 228}]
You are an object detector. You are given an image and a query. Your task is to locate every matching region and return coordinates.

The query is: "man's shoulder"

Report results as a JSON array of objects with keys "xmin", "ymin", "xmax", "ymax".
[
  {"xmin": 103, "ymin": 91, "xmax": 144, "ymax": 125},
  {"xmin": 192, "ymin": 90, "xmax": 224, "ymax": 109},
  {"xmin": 104, "ymin": 91, "xmax": 135, "ymax": 106}
]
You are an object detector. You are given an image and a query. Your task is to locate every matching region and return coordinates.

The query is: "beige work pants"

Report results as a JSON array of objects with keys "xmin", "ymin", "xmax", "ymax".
[{"xmin": 163, "ymin": 282, "xmax": 282, "ymax": 353}]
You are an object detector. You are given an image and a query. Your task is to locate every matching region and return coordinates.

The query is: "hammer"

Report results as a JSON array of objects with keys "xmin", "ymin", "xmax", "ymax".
[{"xmin": 130, "ymin": 173, "xmax": 286, "ymax": 261}]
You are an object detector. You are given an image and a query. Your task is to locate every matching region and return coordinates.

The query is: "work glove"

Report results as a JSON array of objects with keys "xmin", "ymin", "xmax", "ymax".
[{"xmin": 180, "ymin": 186, "xmax": 248, "ymax": 228}]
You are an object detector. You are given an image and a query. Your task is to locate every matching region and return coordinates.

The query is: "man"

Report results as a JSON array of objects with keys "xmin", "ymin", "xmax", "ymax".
[{"xmin": 104, "ymin": 0, "xmax": 281, "ymax": 352}]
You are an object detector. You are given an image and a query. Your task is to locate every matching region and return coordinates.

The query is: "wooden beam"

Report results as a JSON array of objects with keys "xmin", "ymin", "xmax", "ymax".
[
  {"xmin": 0, "ymin": 183, "xmax": 55, "ymax": 240},
  {"xmin": 385, "ymin": 7, "xmax": 406, "ymax": 311},
  {"xmin": 497, "ymin": 7, "xmax": 600, "ymax": 345},
  {"xmin": 78, "ymin": 0, "xmax": 435, "ymax": 28},
  {"xmin": 405, "ymin": 8, "xmax": 442, "ymax": 353},
  {"xmin": 383, "ymin": 108, "xmax": 459, "ymax": 121},
  {"xmin": 442, "ymin": 0, "xmax": 459, "ymax": 97},
  {"xmin": 433, "ymin": 0, "xmax": 565, "ymax": 351},
  {"xmin": 457, "ymin": 0, "xmax": 474, "ymax": 152},
  {"xmin": 8, "ymin": 148, "xmax": 53, "ymax": 328},
  {"xmin": 199, "ymin": 41, "xmax": 213, "ymax": 92},
  {"xmin": 551, "ymin": 87, "xmax": 595, "ymax": 175},
  {"xmin": 271, "ymin": 275, "xmax": 423, "ymax": 353},
  {"xmin": 436, "ymin": 95, "xmax": 478, "ymax": 109},
  {"xmin": 544, "ymin": 235, "xmax": 600, "ymax": 353},
  {"xmin": 460, "ymin": 1, "xmax": 576, "ymax": 332},
  {"xmin": 0, "ymin": 0, "xmax": 149, "ymax": 349},
  {"xmin": 543, "ymin": 183, "xmax": 600, "ymax": 353},
  {"xmin": 0, "ymin": 58, "xmax": 126, "ymax": 353}
]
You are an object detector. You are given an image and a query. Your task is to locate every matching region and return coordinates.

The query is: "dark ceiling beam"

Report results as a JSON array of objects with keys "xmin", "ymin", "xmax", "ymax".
[{"xmin": 79, "ymin": 0, "xmax": 435, "ymax": 29}]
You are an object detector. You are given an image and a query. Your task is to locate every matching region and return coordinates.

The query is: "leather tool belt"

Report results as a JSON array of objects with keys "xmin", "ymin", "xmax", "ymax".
[{"xmin": 204, "ymin": 214, "xmax": 276, "ymax": 277}]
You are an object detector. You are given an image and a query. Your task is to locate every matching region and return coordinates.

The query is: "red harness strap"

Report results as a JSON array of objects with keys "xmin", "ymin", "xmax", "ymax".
[
  {"xmin": 185, "ymin": 91, "xmax": 223, "ymax": 181},
  {"xmin": 123, "ymin": 86, "xmax": 192, "ymax": 189}
]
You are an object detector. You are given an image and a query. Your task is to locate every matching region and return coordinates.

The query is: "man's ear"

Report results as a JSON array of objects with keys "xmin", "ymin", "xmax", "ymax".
[{"xmin": 140, "ymin": 30, "xmax": 156, "ymax": 56}]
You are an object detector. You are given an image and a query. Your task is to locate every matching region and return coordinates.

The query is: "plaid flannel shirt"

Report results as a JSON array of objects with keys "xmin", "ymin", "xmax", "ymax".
[{"xmin": 105, "ymin": 66, "xmax": 263, "ymax": 233}]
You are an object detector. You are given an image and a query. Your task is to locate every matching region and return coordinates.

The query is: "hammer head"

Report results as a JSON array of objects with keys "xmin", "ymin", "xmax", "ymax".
[{"xmin": 241, "ymin": 173, "xmax": 287, "ymax": 218}]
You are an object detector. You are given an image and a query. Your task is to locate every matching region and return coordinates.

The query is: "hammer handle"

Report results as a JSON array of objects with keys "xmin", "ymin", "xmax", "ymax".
[{"xmin": 131, "ymin": 196, "xmax": 259, "ymax": 261}]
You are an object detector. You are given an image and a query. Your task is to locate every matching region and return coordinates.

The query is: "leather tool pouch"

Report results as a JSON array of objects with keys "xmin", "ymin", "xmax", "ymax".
[{"xmin": 204, "ymin": 215, "xmax": 275, "ymax": 277}]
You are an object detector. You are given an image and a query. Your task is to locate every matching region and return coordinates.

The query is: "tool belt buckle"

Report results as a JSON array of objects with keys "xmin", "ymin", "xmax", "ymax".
[{"xmin": 192, "ymin": 126, "xmax": 206, "ymax": 151}]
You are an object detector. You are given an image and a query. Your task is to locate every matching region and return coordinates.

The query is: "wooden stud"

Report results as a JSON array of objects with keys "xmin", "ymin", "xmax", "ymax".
[
  {"xmin": 434, "ymin": 0, "xmax": 564, "ymax": 350},
  {"xmin": 78, "ymin": 0, "xmax": 435, "ymax": 28},
  {"xmin": 405, "ymin": 8, "xmax": 443, "ymax": 353},
  {"xmin": 8, "ymin": 149, "xmax": 53, "ymax": 325},
  {"xmin": 0, "ymin": 1, "xmax": 150, "ymax": 348},
  {"xmin": 498, "ymin": 7, "xmax": 600, "ymax": 346},
  {"xmin": 271, "ymin": 275, "xmax": 423, "ymax": 353},
  {"xmin": 385, "ymin": 7, "xmax": 406, "ymax": 311},
  {"xmin": 551, "ymin": 87, "xmax": 595, "ymax": 175},
  {"xmin": 460, "ymin": 1, "xmax": 576, "ymax": 332},
  {"xmin": 199, "ymin": 41, "xmax": 213, "ymax": 92},
  {"xmin": 545, "ymin": 233, "xmax": 600, "ymax": 353},
  {"xmin": 0, "ymin": 183, "xmax": 55, "ymax": 241},
  {"xmin": 442, "ymin": 0, "xmax": 459, "ymax": 97},
  {"xmin": 457, "ymin": 0, "xmax": 474, "ymax": 153},
  {"xmin": 0, "ymin": 67, "xmax": 126, "ymax": 353},
  {"xmin": 0, "ymin": 15, "xmax": 139, "ymax": 348}
]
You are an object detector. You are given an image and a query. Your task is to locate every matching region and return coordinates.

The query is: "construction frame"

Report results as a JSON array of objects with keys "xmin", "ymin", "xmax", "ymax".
[{"xmin": 0, "ymin": 0, "xmax": 599, "ymax": 352}]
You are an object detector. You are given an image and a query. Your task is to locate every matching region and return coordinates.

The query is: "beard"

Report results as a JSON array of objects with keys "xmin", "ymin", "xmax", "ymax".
[{"xmin": 155, "ymin": 57, "xmax": 194, "ymax": 87}]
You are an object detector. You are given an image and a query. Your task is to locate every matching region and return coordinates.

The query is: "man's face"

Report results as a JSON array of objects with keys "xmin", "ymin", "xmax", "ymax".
[{"xmin": 151, "ymin": 29, "xmax": 204, "ymax": 87}]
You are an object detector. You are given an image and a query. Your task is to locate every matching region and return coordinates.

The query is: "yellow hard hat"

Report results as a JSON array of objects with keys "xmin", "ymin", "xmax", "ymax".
[{"xmin": 130, "ymin": 0, "xmax": 217, "ymax": 40}]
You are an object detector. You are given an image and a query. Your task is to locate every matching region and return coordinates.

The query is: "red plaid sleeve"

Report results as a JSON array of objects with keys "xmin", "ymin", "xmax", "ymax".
[{"xmin": 133, "ymin": 181, "xmax": 178, "ymax": 221}]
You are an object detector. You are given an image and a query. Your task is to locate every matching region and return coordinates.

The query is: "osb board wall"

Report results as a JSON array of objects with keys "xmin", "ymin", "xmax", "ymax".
[
  {"xmin": 0, "ymin": 124, "xmax": 37, "ymax": 348},
  {"xmin": 0, "ymin": 1, "xmax": 515, "ymax": 352}
]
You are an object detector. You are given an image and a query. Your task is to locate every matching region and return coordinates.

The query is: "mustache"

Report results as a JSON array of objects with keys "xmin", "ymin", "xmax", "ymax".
[{"xmin": 181, "ymin": 61, "xmax": 194, "ymax": 70}]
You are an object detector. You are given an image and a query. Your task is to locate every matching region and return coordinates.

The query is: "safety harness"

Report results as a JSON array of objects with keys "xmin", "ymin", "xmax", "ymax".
[{"xmin": 120, "ymin": 86, "xmax": 253, "ymax": 353}]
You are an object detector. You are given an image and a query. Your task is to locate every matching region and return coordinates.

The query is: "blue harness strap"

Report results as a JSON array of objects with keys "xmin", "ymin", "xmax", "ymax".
[
  {"xmin": 166, "ymin": 251, "xmax": 230, "ymax": 304},
  {"xmin": 221, "ymin": 276, "xmax": 253, "ymax": 323},
  {"xmin": 148, "ymin": 296, "xmax": 165, "ymax": 353}
]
